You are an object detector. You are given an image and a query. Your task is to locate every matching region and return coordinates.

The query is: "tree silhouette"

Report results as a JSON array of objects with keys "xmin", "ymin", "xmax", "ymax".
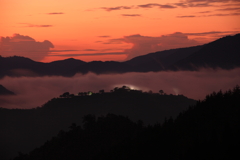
[
  {"xmin": 159, "ymin": 90, "xmax": 164, "ymax": 95},
  {"xmin": 60, "ymin": 92, "xmax": 70, "ymax": 98}
]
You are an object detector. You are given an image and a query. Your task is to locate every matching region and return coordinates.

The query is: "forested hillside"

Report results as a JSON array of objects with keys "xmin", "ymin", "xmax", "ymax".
[{"xmin": 13, "ymin": 86, "xmax": 240, "ymax": 160}]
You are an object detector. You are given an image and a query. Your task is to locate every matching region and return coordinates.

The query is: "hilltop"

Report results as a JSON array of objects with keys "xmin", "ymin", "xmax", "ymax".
[
  {"xmin": 12, "ymin": 85, "xmax": 240, "ymax": 160},
  {"xmin": 0, "ymin": 86, "xmax": 196, "ymax": 160}
]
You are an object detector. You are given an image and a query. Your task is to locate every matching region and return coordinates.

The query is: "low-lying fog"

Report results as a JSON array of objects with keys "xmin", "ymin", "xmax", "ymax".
[{"xmin": 0, "ymin": 68, "xmax": 240, "ymax": 109}]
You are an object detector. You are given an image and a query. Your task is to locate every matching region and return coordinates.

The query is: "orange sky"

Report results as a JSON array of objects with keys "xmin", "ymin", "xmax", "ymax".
[{"xmin": 1, "ymin": 0, "xmax": 240, "ymax": 62}]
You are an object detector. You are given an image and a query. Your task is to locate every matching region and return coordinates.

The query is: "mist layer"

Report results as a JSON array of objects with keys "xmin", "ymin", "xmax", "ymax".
[{"xmin": 0, "ymin": 68, "xmax": 239, "ymax": 109}]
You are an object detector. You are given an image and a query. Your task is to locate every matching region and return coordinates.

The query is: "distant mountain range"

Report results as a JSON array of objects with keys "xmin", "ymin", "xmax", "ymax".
[{"xmin": 0, "ymin": 33, "xmax": 239, "ymax": 78}]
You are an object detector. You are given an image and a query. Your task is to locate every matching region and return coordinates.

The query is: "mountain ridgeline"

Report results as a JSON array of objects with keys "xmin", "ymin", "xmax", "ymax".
[
  {"xmin": 12, "ymin": 86, "xmax": 240, "ymax": 160},
  {"xmin": 0, "ymin": 33, "xmax": 240, "ymax": 78}
]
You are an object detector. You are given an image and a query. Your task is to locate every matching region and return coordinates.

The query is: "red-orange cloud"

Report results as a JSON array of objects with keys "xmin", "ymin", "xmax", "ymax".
[
  {"xmin": 0, "ymin": 34, "xmax": 54, "ymax": 61},
  {"xmin": 104, "ymin": 32, "xmax": 200, "ymax": 60}
]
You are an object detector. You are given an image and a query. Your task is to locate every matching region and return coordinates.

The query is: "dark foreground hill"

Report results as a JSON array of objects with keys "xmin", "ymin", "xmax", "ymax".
[
  {"xmin": 0, "ymin": 33, "xmax": 240, "ymax": 78},
  {"xmin": 13, "ymin": 86, "xmax": 240, "ymax": 160},
  {"xmin": 0, "ymin": 87, "xmax": 196, "ymax": 160},
  {"xmin": 0, "ymin": 84, "xmax": 15, "ymax": 95}
]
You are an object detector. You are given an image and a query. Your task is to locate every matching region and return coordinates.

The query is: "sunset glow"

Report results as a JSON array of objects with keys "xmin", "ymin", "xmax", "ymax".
[{"xmin": 1, "ymin": 0, "xmax": 240, "ymax": 62}]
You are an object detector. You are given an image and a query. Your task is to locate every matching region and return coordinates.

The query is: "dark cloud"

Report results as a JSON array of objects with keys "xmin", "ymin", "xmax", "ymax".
[
  {"xmin": 179, "ymin": 11, "xmax": 240, "ymax": 18},
  {"xmin": 183, "ymin": 0, "xmax": 240, "ymax": 7},
  {"xmin": 137, "ymin": 3, "xmax": 160, "ymax": 8},
  {"xmin": 19, "ymin": 23, "xmax": 53, "ymax": 27},
  {"xmin": 158, "ymin": 4, "xmax": 176, "ymax": 8},
  {"xmin": 0, "ymin": 34, "xmax": 54, "ymax": 61},
  {"xmin": 98, "ymin": 36, "xmax": 111, "ymax": 38},
  {"xmin": 185, "ymin": 31, "xmax": 239, "ymax": 36},
  {"xmin": 216, "ymin": 7, "xmax": 240, "ymax": 11},
  {"xmin": 50, "ymin": 52, "xmax": 125, "ymax": 57},
  {"xmin": 177, "ymin": 15, "xmax": 196, "ymax": 18},
  {"xmin": 198, "ymin": 11, "xmax": 212, "ymax": 13},
  {"xmin": 174, "ymin": 3, "xmax": 189, "ymax": 7},
  {"xmin": 186, "ymin": 0, "xmax": 231, "ymax": 2},
  {"xmin": 82, "ymin": 49, "xmax": 98, "ymax": 51},
  {"xmin": 100, "ymin": 3, "xmax": 177, "ymax": 11},
  {"xmin": 103, "ymin": 38, "xmax": 123, "ymax": 44},
  {"xmin": 121, "ymin": 14, "xmax": 141, "ymax": 17},
  {"xmin": 1, "ymin": 68, "xmax": 240, "ymax": 109},
  {"xmin": 204, "ymin": 12, "xmax": 240, "ymax": 16},
  {"xmin": 100, "ymin": 6, "xmax": 133, "ymax": 11},
  {"xmin": 137, "ymin": 3, "xmax": 176, "ymax": 8},
  {"xmin": 47, "ymin": 12, "xmax": 64, "ymax": 15},
  {"xmin": 188, "ymin": 2, "xmax": 212, "ymax": 7},
  {"xmin": 50, "ymin": 50, "xmax": 79, "ymax": 52},
  {"xmin": 96, "ymin": 0, "xmax": 240, "ymax": 12},
  {"xmin": 27, "ymin": 24, "xmax": 53, "ymax": 27}
]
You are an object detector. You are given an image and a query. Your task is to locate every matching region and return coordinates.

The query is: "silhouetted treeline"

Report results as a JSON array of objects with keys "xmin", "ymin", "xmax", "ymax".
[{"xmin": 13, "ymin": 85, "xmax": 240, "ymax": 160}]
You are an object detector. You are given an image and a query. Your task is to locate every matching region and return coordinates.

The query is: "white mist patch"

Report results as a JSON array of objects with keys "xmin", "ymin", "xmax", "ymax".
[
  {"xmin": 0, "ymin": 68, "xmax": 240, "ymax": 109},
  {"xmin": 173, "ymin": 88, "xmax": 180, "ymax": 95},
  {"xmin": 111, "ymin": 84, "xmax": 148, "ymax": 91}
]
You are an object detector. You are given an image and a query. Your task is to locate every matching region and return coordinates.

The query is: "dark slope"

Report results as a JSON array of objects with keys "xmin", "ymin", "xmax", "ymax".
[
  {"xmin": 169, "ymin": 33, "xmax": 240, "ymax": 70},
  {"xmin": 13, "ymin": 86, "xmax": 240, "ymax": 160},
  {"xmin": 0, "ymin": 88, "xmax": 196, "ymax": 160},
  {"xmin": 125, "ymin": 45, "xmax": 203, "ymax": 71},
  {"xmin": 47, "ymin": 58, "xmax": 86, "ymax": 75},
  {"xmin": 0, "ymin": 84, "xmax": 15, "ymax": 95},
  {"xmin": 0, "ymin": 56, "xmax": 86, "ymax": 77},
  {"xmin": 75, "ymin": 61, "xmax": 134, "ymax": 74}
]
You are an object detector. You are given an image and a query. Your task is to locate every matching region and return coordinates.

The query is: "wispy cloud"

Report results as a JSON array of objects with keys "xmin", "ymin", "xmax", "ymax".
[
  {"xmin": 19, "ymin": 23, "xmax": 53, "ymax": 27},
  {"xmin": 216, "ymin": 7, "xmax": 240, "ymax": 11},
  {"xmin": 177, "ymin": 15, "xmax": 196, "ymax": 18},
  {"xmin": 204, "ymin": 12, "xmax": 240, "ymax": 16},
  {"xmin": 28, "ymin": 24, "xmax": 53, "ymax": 27},
  {"xmin": 92, "ymin": 0, "xmax": 240, "ymax": 12},
  {"xmin": 49, "ymin": 50, "xmax": 79, "ymax": 52},
  {"xmin": 50, "ymin": 52, "xmax": 126, "ymax": 57},
  {"xmin": 178, "ymin": 12, "xmax": 240, "ymax": 18},
  {"xmin": 137, "ymin": 3, "xmax": 176, "ymax": 9},
  {"xmin": 100, "ymin": 6, "xmax": 133, "ymax": 12},
  {"xmin": 82, "ymin": 49, "xmax": 98, "ymax": 51},
  {"xmin": 100, "ymin": 3, "xmax": 177, "ymax": 11},
  {"xmin": 198, "ymin": 11, "xmax": 212, "ymax": 13},
  {"xmin": 98, "ymin": 36, "xmax": 111, "ymax": 38},
  {"xmin": 47, "ymin": 12, "xmax": 64, "ymax": 15},
  {"xmin": 121, "ymin": 14, "xmax": 141, "ymax": 17},
  {"xmin": 184, "ymin": 31, "xmax": 239, "ymax": 36}
]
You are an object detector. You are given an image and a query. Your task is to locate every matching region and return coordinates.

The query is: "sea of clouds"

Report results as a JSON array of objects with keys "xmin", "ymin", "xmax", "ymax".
[{"xmin": 0, "ymin": 68, "xmax": 240, "ymax": 109}]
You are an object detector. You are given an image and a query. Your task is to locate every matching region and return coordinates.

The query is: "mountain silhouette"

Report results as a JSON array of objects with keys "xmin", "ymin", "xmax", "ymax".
[
  {"xmin": 169, "ymin": 33, "xmax": 240, "ymax": 70},
  {"xmin": 0, "ymin": 84, "xmax": 15, "ymax": 95},
  {"xmin": 0, "ymin": 33, "xmax": 239, "ymax": 78}
]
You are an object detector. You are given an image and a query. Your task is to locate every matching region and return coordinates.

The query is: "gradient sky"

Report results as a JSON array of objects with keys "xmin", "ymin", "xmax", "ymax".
[{"xmin": 1, "ymin": 0, "xmax": 240, "ymax": 62}]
